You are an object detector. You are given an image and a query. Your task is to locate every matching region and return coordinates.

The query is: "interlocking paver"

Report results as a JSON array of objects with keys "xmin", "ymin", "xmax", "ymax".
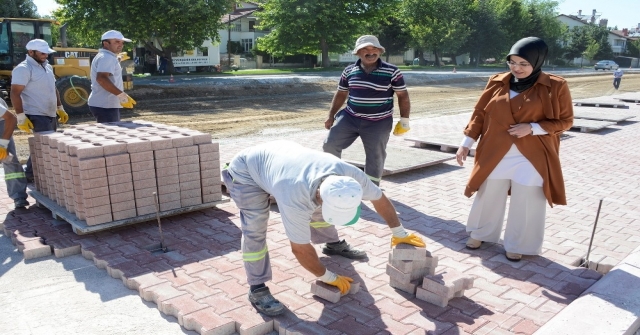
[{"xmin": 2, "ymin": 100, "xmax": 640, "ymax": 334}]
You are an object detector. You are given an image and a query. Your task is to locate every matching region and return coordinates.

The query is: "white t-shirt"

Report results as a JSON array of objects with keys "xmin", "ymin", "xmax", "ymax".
[
  {"xmin": 88, "ymin": 49, "xmax": 123, "ymax": 108},
  {"xmin": 11, "ymin": 56, "xmax": 57, "ymax": 117},
  {"xmin": 228, "ymin": 140, "xmax": 382, "ymax": 244}
]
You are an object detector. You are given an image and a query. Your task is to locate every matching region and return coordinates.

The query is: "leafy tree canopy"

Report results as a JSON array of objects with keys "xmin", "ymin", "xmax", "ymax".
[{"xmin": 1, "ymin": 0, "xmax": 38, "ymax": 18}]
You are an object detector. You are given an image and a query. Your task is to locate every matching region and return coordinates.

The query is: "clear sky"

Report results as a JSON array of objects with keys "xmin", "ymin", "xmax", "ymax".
[{"xmin": 34, "ymin": 0, "xmax": 639, "ymax": 29}]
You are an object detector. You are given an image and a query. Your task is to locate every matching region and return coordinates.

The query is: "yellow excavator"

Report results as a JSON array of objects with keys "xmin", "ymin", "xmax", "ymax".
[{"xmin": 0, "ymin": 18, "xmax": 134, "ymax": 114}]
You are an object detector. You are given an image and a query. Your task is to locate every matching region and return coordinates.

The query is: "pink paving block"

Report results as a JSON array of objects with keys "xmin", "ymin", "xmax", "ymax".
[
  {"xmin": 79, "ymin": 167, "xmax": 107, "ymax": 181},
  {"xmin": 159, "ymin": 192, "xmax": 181, "ymax": 203},
  {"xmin": 107, "ymin": 173, "xmax": 133, "ymax": 185},
  {"xmin": 112, "ymin": 208, "xmax": 137, "ymax": 221},
  {"xmin": 156, "ymin": 166, "xmax": 178, "ymax": 177},
  {"xmin": 105, "ymin": 153, "xmax": 130, "ymax": 166},
  {"xmin": 177, "ymin": 146, "xmax": 198, "ymax": 157},
  {"xmin": 179, "ymin": 181, "xmax": 201, "ymax": 191},
  {"xmin": 158, "ymin": 184, "xmax": 180, "ymax": 194},
  {"xmin": 422, "ymin": 270, "xmax": 469, "ymax": 299},
  {"xmin": 136, "ymin": 205, "xmax": 157, "ymax": 215},
  {"xmin": 131, "ymin": 160, "xmax": 155, "ymax": 172},
  {"xmin": 179, "ymin": 155, "xmax": 199, "ymax": 165},
  {"xmin": 190, "ymin": 132, "xmax": 212, "ymax": 145},
  {"xmin": 391, "ymin": 243, "xmax": 430, "ymax": 261},
  {"xmin": 390, "ymin": 278, "xmax": 421, "ymax": 295},
  {"xmin": 130, "ymin": 151, "xmax": 154, "ymax": 162},
  {"xmin": 202, "ymin": 193, "xmax": 222, "ymax": 203},
  {"xmin": 197, "ymin": 142, "xmax": 219, "ymax": 154},
  {"xmin": 109, "ymin": 182, "xmax": 134, "ymax": 194},
  {"xmin": 119, "ymin": 138, "xmax": 153, "ymax": 153},
  {"xmin": 146, "ymin": 137, "xmax": 174, "ymax": 150},
  {"xmin": 21, "ymin": 240, "xmax": 53, "ymax": 260},
  {"xmin": 310, "ymin": 280, "xmax": 360, "ymax": 303},
  {"xmin": 132, "ymin": 170, "xmax": 157, "ymax": 181},
  {"xmin": 160, "ymin": 201, "xmax": 180, "ymax": 211},
  {"xmin": 107, "ymin": 163, "xmax": 132, "ymax": 176},
  {"xmin": 386, "ymin": 263, "xmax": 427, "ymax": 284},
  {"xmin": 155, "ymin": 158, "xmax": 178, "ymax": 169},
  {"xmin": 84, "ymin": 196, "xmax": 111, "ymax": 209},
  {"xmin": 200, "ymin": 168, "xmax": 221, "ymax": 180},
  {"xmin": 135, "ymin": 196, "xmax": 156, "ymax": 207},
  {"xmin": 201, "ymin": 177, "xmax": 218, "ymax": 187},
  {"xmin": 202, "ymin": 185, "xmax": 219, "ymax": 196},
  {"xmin": 416, "ymin": 287, "xmax": 449, "ymax": 307},
  {"xmin": 156, "ymin": 174, "xmax": 179, "ymax": 186},
  {"xmin": 85, "ymin": 204, "xmax": 112, "ymax": 217},
  {"xmin": 181, "ymin": 196, "xmax": 202, "ymax": 207},
  {"xmin": 199, "ymin": 152, "xmax": 219, "ymax": 163},
  {"xmin": 154, "ymin": 148, "xmax": 177, "ymax": 159},
  {"xmin": 180, "ymin": 188, "xmax": 201, "ymax": 199},
  {"xmin": 178, "ymin": 163, "xmax": 199, "ymax": 174},
  {"xmin": 99, "ymin": 141, "xmax": 128, "ymax": 156},
  {"xmin": 69, "ymin": 156, "xmax": 79, "ymax": 167},
  {"xmin": 78, "ymin": 157, "xmax": 106, "ymax": 170},
  {"xmin": 179, "ymin": 172, "xmax": 200, "ymax": 182},
  {"xmin": 75, "ymin": 143, "xmax": 105, "ymax": 159},
  {"xmin": 133, "ymin": 178, "xmax": 157, "ymax": 190},
  {"xmin": 85, "ymin": 213, "xmax": 113, "ymax": 226},
  {"xmin": 109, "ymin": 191, "xmax": 134, "ymax": 203},
  {"xmin": 86, "ymin": 186, "xmax": 110, "ymax": 199},
  {"xmin": 111, "ymin": 200, "xmax": 136, "ymax": 212},
  {"xmin": 167, "ymin": 133, "xmax": 194, "ymax": 148}
]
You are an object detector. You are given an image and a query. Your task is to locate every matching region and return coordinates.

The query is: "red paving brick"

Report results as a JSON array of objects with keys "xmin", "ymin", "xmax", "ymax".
[{"xmin": 2, "ymin": 102, "xmax": 640, "ymax": 334}]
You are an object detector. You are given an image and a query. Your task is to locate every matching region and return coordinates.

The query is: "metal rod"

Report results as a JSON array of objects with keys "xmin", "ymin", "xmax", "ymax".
[
  {"xmin": 153, "ymin": 192, "xmax": 165, "ymax": 251},
  {"xmin": 584, "ymin": 198, "xmax": 604, "ymax": 268}
]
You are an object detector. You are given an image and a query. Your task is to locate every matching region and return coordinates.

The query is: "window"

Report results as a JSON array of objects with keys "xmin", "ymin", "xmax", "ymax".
[
  {"xmin": 231, "ymin": 23, "xmax": 241, "ymax": 32},
  {"xmin": 202, "ymin": 47, "xmax": 208, "ymax": 57},
  {"xmin": 249, "ymin": 21, "xmax": 255, "ymax": 32},
  {"xmin": 241, "ymin": 38, "xmax": 253, "ymax": 52}
]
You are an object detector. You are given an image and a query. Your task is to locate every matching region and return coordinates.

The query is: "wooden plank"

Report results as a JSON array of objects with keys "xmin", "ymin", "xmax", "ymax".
[
  {"xmin": 570, "ymin": 119, "xmax": 616, "ymax": 133},
  {"xmin": 405, "ymin": 132, "xmax": 477, "ymax": 156},
  {"xmin": 340, "ymin": 145, "xmax": 455, "ymax": 176},
  {"xmin": 573, "ymin": 108, "xmax": 636, "ymax": 123},
  {"xmin": 573, "ymin": 101, "xmax": 629, "ymax": 109},
  {"xmin": 28, "ymin": 189, "xmax": 229, "ymax": 235}
]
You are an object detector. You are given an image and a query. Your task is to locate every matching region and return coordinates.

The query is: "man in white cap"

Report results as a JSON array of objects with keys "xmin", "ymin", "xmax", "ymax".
[
  {"xmin": 0, "ymin": 99, "xmax": 27, "ymax": 208},
  {"xmin": 10, "ymin": 39, "xmax": 69, "ymax": 195},
  {"xmin": 222, "ymin": 140, "xmax": 425, "ymax": 316},
  {"xmin": 88, "ymin": 30, "xmax": 136, "ymax": 123},
  {"xmin": 323, "ymin": 35, "xmax": 411, "ymax": 186}
]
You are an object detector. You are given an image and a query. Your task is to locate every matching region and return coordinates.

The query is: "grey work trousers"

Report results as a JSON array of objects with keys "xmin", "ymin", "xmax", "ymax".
[
  {"xmin": 0, "ymin": 120, "xmax": 28, "ymax": 202},
  {"xmin": 24, "ymin": 115, "xmax": 57, "ymax": 180},
  {"xmin": 222, "ymin": 168, "xmax": 339, "ymax": 286},
  {"xmin": 323, "ymin": 110, "xmax": 393, "ymax": 185}
]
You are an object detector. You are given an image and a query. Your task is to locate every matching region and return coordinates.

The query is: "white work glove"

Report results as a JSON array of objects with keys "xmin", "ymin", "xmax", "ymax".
[
  {"xmin": 393, "ymin": 117, "xmax": 410, "ymax": 136},
  {"xmin": 17, "ymin": 113, "xmax": 34, "ymax": 133}
]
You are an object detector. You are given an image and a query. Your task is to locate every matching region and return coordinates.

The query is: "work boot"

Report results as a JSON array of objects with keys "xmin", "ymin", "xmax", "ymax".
[
  {"xmin": 14, "ymin": 199, "xmax": 29, "ymax": 209},
  {"xmin": 322, "ymin": 239, "xmax": 367, "ymax": 260},
  {"xmin": 248, "ymin": 287, "xmax": 285, "ymax": 316}
]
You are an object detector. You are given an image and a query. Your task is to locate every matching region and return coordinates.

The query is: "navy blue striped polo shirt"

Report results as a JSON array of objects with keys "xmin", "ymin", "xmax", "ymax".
[{"xmin": 338, "ymin": 59, "xmax": 407, "ymax": 121}]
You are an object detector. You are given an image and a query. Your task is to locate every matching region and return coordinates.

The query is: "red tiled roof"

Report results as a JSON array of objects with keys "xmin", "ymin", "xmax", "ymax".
[{"xmin": 221, "ymin": 7, "xmax": 258, "ymax": 24}]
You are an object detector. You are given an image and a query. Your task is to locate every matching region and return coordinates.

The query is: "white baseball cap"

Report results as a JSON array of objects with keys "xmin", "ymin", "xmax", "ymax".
[
  {"xmin": 25, "ymin": 39, "xmax": 56, "ymax": 54},
  {"xmin": 320, "ymin": 176, "xmax": 363, "ymax": 226},
  {"xmin": 101, "ymin": 30, "xmax": 131, "ymax": 42},
  {"xmin": 352, "ymin": 35, "xmax": 385, "ymax": 55}
]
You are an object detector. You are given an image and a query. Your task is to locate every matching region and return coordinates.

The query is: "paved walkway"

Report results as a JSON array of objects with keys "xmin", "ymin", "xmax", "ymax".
[{"xmin": 1, "ymin": 93, "xmax": 639, "ymax": 334}]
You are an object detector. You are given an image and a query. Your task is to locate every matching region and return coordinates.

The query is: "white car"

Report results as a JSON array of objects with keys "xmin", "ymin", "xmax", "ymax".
[{"xmin": 594, "ymin": 60, "xmax": 619, "ymax": 70}]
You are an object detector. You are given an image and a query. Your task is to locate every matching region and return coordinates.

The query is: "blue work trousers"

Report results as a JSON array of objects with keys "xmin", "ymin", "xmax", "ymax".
[
  {"xmin": 89, "ymin": 106, "xmax": 121, "ymax": 123},
  {"xmin": 0, "ymin": 120, "xmax": 28, "ymax": 202}
]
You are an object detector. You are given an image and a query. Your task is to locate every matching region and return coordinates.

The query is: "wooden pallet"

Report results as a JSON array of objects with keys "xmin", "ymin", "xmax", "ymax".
[
  {"xmin": 573, "ymin": 101, "xmax": 629, "ymax": 109},
  {"xmin": 405, "ymin": 132, "xmax": 476, "ymax": 156},
  {"xmin": 573, "ymin": 108, "xmax": 636, "ymax": 123},
  {"xmin": 340, "ymin": 145, "xmax": 455, "ymax": 176},
  {"xmin": 29, "ymin": 189, "xmax": 229, "ymax": 235},
  {"xmin": 570, "ymin": 119, "xmax": 616, "ymax": 133}
]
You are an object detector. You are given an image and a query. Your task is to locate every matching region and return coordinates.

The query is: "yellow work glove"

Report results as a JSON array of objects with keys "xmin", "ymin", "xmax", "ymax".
[
  {"xmin": 56, "ymin": 106, "xmax": 69, "ymax": 124},
  {"xmin": 16, "ymin": 113, "xmax": 33, "ymax": 133},
  {"xmin": 117, "ymin": 92, "xmax": 137, "ymax": 109},
  {"xmin": 118, "ymin": 52, "xmax": 130, "ymax": 61},
  {"xmin": 319, "ymin": 270, "xmax": 353, "ymax": 294},
  {"xmin": 391, "ymin": 233, "xmax": 426, "ymax": 248},
  {"xmin": 0, "ymin": 139, "xmax": 9, "ymax": 161},
  {"xmin": 393, "ymin": 117, "xmax": 411, "ymax": 136}
]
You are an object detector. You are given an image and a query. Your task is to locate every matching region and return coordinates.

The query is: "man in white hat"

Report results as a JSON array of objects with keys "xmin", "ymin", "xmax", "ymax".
[
  {"xmin": 88, "ymin": 30, "xmax": 136, "ymax": 123},
  {"xmin": 10, "ymin": 39, "xmax": 69, "ymax": 200},
  {"xmin": 323, "ymin": 35, "xmax": 411, "ymax": 186},
  {"xmin": 222, "ymin": 140, "xmax": 425, "ymax": 316}
]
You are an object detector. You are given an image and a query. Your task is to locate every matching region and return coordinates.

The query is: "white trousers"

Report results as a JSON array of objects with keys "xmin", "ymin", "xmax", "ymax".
[{"xmin": 466, "ymin": 179, "xmax": 547, "ymax": 255}]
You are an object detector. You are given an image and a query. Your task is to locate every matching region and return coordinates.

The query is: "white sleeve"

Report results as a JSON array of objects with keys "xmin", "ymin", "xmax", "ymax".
[
  {"xmin": 530, "ymin": 123, "xmax": 548, "ymax": 135},
  {"xmin": 460, "ymin": 136, "xmax": 475, "ymax": 148}
]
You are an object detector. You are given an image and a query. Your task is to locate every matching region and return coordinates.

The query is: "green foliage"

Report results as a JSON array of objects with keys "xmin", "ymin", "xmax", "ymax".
[
  {"xmin": 626, "ymin": 39, "xmax": 640, "ymax": 58},
  {"xmin": 583, "ymin": 40, "xmax": 599, "ymax": 61},
  {"xmin": 227, "ymin": 40, "xmax": 243, "ymax": 54},
  {"xmin": 464, "ymin": 0, "xmax": 506, "ymax": 66},
  {"xmin": 0, "ymin": 0, "xmax": 38, "ymax": 18},
  {"xmin": 256, "ymin": 0, "xmax": 391, "ymax": 67},
  {"xmin": 371, "ymin": 13, "xmax": 412, "ymax": 62}
]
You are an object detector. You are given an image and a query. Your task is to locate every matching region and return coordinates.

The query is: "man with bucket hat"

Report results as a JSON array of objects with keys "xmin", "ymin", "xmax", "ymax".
[
  {"xmin": 11, "ymin": 39, "xmax": 69, "ymax": 197},
  {"xmin": 222, "ymin": 140, "xmax": 425, "ymax": 316},
  {"xmin": 88, "ymin": 30, "xmax": 136, "ymax": 123},
  {"xmin": 323, "ymin": 35, "xmax": 412, "ymax": 187}
]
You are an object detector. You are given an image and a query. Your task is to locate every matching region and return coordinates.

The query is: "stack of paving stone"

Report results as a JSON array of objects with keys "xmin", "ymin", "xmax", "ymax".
[
  {"xmin": 310, "ymin": 280, "xmax": 360, "ymax": 303},
  {"xmin": 416, "ymin": 269, "xmax": 474, "ymax": 307},
  {"xmin": 386, "ymin": 243, "xmax": 439, "ymax": 294},
  {"xmin": 28, "ymin": 120, "xmax": 222, "ymax": 226}
]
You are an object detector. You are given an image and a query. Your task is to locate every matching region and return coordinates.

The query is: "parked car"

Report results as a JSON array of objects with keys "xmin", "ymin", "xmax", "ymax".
[{"xmin": 594, "ymin": 60, "xmax": 619, "ymax": 71}]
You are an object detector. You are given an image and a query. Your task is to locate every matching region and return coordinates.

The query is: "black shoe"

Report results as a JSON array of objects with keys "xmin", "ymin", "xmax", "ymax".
[
  {"xmin": 14, "ymin": 199, "xmax": 29, "ymax": 209},
  {"xmin": 322, "ymin": 239, "xmax": 368, "ymax": 260},
  {"xmin": 248, "ymin": 287, "xmax": 285, "ymax": 316}
]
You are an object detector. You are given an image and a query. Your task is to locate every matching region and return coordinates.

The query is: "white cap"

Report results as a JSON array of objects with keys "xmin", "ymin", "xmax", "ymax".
[
  {"xmin": 320, "ymin": 176, "xmax": 363, "ymax": 226},
  {"xmin": 25, "ymin": 39, "xmax": 56, "ymax": 54},
  {"xmin": 101, "ymin": 30, "xmax": 131, "ymax": 42},
  {"xmin": 352, "ymin": 35, "xmax": 385, "ymax": 55}
]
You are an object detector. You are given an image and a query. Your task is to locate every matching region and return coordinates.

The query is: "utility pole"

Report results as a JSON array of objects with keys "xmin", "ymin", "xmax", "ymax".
[{"xmin": 228, "ymin": 14, "xmax": 232, "ymax": 67}]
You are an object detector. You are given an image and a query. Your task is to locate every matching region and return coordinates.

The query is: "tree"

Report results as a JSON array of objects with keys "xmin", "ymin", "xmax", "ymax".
[
  {"xmin": 256, "ymin": 0, "xmax": 390, "ymax": 67},
  {"xmin": 583, "ymin": 40, "xmax": 599, "ymax": 61},
  {"xmin": 564, "ymin": 26, "xmax": 590, "ymax": 62},
  {"xmin": 370, "ymin": 14, "xmax": 412, "ymax": 63},
  {"xmin": 402, "ymin": 0, "xmax": 472, "ymax": 67},
  {"xmin": 464, "ymin": 0, "xmax": 505, "ymax": 67},
  {"xmin": 0, "ymin": 0, "xmax": 38, "ymax": 18},
  {"xmin": 55, "ymin": 0, "xmax": 230, "ymax": 74}
]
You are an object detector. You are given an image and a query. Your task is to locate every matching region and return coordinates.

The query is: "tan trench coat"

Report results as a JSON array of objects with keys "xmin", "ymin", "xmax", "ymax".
[{"xmin": 463, "ymin": 72, "xmax": 574, "ymax": 206}]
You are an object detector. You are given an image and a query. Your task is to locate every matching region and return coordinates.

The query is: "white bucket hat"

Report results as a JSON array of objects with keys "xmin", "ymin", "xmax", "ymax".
[
  {"xmin": 320, "ymin": 176, "xmax": 363, "ymax": 226},
  {"xmin": 25, "ymin": 39, "xmax": 56, "ymax": 54},
  {"xmin": 352, "ymin": 35, "xmax": 385, "ymax": 55},
  {"xmin": 101, "ymin": 30, "xmax": 131, "ymax": 42}
]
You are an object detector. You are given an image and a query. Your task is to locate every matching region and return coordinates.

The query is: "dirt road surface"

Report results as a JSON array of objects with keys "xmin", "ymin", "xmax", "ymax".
[{"xmin": 11, "ymin": 72, "xmax": 640, "ymax": 160}]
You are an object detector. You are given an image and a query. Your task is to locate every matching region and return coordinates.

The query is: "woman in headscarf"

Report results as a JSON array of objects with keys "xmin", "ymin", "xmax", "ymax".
[{"xmin": 455, "ymin": 37, "xmax": 574, "ymax": 261}]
